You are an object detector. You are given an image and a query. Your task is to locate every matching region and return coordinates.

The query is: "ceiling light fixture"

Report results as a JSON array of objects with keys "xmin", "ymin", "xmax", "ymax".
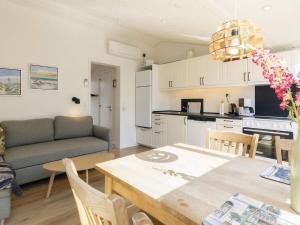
[
  {"xmin": 209, "ymin": 0, "xmax": 264, "ymax": 62},
  {"xmin": 262, "ymin": 5, "xmax": 272, "ymax": 11}
]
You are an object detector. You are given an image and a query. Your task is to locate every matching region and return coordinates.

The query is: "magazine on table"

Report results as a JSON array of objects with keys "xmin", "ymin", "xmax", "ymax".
[
  {"xmin": 260, "ymin": 164, "xmax": 291, "ymax": 185},
  {"xmin": 203, "ymin": 193, "xmax": 300, "ymax": 225}
]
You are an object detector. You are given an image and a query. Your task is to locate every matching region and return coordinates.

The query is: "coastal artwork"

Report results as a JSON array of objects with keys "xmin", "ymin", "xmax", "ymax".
[
  {"xmin": 0, "ymin": 68, "xmax": 21, "ymax": 95},
  {"xmin": 30, "ymin": 65, "xmax": 58, "ymax": 90}
]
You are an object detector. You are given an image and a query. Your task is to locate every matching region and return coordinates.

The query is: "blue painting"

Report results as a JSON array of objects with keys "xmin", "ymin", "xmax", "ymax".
[
  {"xmin": 0, "ymin": 68, "xmax": 21, "ymax": 95},
  {"xmin": 30, "ymin": 65, "xmax": 58, "ymax": 90}
]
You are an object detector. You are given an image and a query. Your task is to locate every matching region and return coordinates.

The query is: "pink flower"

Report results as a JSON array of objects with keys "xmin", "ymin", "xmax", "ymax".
[{"xmin": 280, "ymin": 101, "xmax": 289, "ymax": 110}]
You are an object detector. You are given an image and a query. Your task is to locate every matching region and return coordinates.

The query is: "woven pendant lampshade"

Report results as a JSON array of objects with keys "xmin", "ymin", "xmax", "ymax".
[{"xmin": 209, "ymin": 19, "xmax": 263, "ymax": 62}]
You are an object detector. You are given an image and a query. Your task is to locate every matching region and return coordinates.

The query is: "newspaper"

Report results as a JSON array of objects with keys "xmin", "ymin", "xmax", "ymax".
[
  {"xmin": 260, "ymin": 164, "xmax": 291, "ymax": 185},
  {"xmin": 203, "ymin": 193, "xmax": 300, "ymax": 225}
]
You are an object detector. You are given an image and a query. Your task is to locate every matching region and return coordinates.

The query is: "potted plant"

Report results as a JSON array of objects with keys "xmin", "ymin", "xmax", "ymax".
[{"xmin": 252, "ymin": 48, "xmax": 300, "ymax": 214}]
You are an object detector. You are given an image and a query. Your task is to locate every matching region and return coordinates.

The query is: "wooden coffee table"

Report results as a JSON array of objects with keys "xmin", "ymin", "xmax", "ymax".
[{"xmin": 43, "ymin": 152, "xmax": 114, "ymax": 198}]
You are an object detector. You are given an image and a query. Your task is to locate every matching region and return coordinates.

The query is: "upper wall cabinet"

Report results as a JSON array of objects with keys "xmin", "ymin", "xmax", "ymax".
[
  {"xmin": 222, "ymin": 58, "xmax": 248, "ymax": 86},
  {"xmin": 158, "ymin": 49, "xmax": 300, "ymax": 90},
  {"xmin": 187, "ymin": 55, "xmax": 222, "ymax": 87},
  {"xmin": 159, "ymin": 60, "xmax": 188, "ymax": 89}
]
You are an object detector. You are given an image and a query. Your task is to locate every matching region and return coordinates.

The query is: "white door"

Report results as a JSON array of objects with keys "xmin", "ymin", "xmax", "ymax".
[
  {"xmin": 171, "ymin": 60, "xmax": 188, "ymax": 88},
  {"xmin": 165, "ymin": 115, "xmax": 187, "ymax": 145},
  {"xmin": 187, "ymin": 120, "xmax": 217, "ymax": 147},
  {"xmin": 136, "ymin": 86, "xmax": 152, "ymax": 128},
  {"xmin": 248, "ymin": 59, "xmax": 268, "ymax": 85},
  {"xmin": 222, "ymin": 59, "xmax": 248, "ymax": 86},
  {"xmin": 201, "ymin": 55, "xmax": 222, "ymax": 86},
  {"xmin": 99, "ymin": 71, "xmax": 114, "ymax": 129},
  {"xmin": 187, "ymin": 57, "xmax": 202, "ymax": 87}
]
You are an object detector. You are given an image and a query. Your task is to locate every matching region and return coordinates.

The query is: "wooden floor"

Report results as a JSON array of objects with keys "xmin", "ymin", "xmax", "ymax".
[{"xmin": 6, "ymin": 146, "xmax": 155, "ymax": 225}]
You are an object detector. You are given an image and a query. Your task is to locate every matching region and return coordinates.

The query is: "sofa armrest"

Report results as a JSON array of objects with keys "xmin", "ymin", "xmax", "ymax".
[{"xmin": 93, "ymin": 125, "xmax": 112, "ymax": 151}]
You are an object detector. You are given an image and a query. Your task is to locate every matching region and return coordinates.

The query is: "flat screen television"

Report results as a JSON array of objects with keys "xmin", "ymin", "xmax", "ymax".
[{"xmin": 255, "ymin": 85, "xmax": 298, "ymax": 117}]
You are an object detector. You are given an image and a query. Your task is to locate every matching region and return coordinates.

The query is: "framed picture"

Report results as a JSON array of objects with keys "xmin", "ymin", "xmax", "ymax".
[
  {"xmin": 0, "ymin": 68, "xmax": 21, "ymax": 95},
  {"xmin": 30, "ymin": 64, "xmax": 58, "ymax": 90}
]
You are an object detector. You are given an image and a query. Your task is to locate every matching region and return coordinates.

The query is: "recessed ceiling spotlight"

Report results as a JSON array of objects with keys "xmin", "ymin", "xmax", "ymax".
[
  {"xmin": 160, "ymin": 19, "xmax": 167, "ymax": 24},
  {"xmin": 262, "ymin": 5, "xmax": 272, "ymax": 11}
]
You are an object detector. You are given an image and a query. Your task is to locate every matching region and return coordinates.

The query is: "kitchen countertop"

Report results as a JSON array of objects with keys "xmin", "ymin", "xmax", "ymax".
[{"xmin": 152, "ymin": 110, "xmax": 291, "ymax": 121}]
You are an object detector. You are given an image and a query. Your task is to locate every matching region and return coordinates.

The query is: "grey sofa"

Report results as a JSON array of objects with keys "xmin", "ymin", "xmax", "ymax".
[{"xmin": 0, "ymin": 116, "xmax": 111, "ymax": 224}]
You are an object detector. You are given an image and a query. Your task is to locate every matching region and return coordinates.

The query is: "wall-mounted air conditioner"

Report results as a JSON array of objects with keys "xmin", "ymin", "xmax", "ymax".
[{"xmin": 108, "ymin": 40, "xmax": 142, "ymax": 60}]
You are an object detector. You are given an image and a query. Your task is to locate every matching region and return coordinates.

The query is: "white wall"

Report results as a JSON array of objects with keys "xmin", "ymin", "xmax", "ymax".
[
  {"xmin": 154, "ymin": 42, "xmax": 209, "ymax": 64},
  {"xmin": 165, "ymin": 86, "xmax": 255, "ymax": 113},
  {"xmin": 0, "ymin": 0, "xmax": 157, "ymax": 149}
]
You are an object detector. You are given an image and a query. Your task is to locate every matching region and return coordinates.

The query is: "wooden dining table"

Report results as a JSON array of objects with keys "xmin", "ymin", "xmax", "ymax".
[{"xmin": 95, "ymin": 143, "xmax": 299, "ymax": 225}]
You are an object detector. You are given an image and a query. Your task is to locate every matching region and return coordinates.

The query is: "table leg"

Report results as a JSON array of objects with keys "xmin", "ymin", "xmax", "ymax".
[
  {"xmin": 86, "ymin": 169, "xmax": 89, "ymax": 184},
  {"xmin": 105, "ymin": 176, "xmax": 113, "ymax": 195},
  {"xmin": 46, "ymin": 172, "xmax": 56, "ymax": 199}
]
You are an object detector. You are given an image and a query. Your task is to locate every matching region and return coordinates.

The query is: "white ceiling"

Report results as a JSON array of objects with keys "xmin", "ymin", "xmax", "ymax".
[{"xmin": 12, "ymin": 0, "xmax": 300, "ymax": 50}]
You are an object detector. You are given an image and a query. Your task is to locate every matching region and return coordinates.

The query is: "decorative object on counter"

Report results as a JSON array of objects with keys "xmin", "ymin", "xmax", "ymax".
[
  {"xmin": 209, "ymin": 0, "xmax": 263, "ymax": 62},
  {"xmin": 219, "ymin": 101, "xmax": 225, "ymax": 115},
  {"xmin": 0, "ymin": 68, "xmax": 21, "ymax": 95},
  {"xmin": 252, "ymin": 48, "xmax": 300, "ymax": 213},
  {"xmin": 30, "ymin": 64, "xmax": 58, "ymax": 90}
]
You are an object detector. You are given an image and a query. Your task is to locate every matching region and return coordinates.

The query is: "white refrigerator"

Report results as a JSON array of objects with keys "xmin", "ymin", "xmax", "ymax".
[{"xmin": 135, "ymin": 70, "xmax": 152, "ymax": 128}]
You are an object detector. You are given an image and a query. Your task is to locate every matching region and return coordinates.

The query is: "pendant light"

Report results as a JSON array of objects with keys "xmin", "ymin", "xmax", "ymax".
[{"xmin": 209, "ymin": 0, "xmax": 263, "ymax": 62}]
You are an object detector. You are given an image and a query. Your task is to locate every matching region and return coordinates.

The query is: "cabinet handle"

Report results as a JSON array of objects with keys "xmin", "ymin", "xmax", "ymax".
[
  {"xmin": 184, "ymin": 117, "xmax": 187, "ymax": 125},
  {"xmin": 171, "ymin": 81, "xmax": 173, "ymax": 87},
  {"xmin": 224, "ymin": 119, "xmax": 234, "ymax": 122},
  {"xmin": 224, "ymin": 125, "xmax": 234, "ymax": 129},
  {"xmin": 168, "ymin": 81, "xmax": 171, "ymax": 87},
  {"xmin": 243, "ymin": 72, "xmax": 246, "ymax": 82},
  {"xmin": 154, "ymin": 131, "xmax": 161, "ymax": 134},
  {"xmin": 200, "ymin": 77, "xmax": 202, "ymax": 85},
  {"xmin": 202, "ymin": 77, "xmax": 204, "ymax": 85},
  {"xmin": 247, "ymin": 72, "xmax": 250, "ymax": 81},
  {"xmin": 154, "ymin": 122, "xmax": 160, "ymax": 125}
]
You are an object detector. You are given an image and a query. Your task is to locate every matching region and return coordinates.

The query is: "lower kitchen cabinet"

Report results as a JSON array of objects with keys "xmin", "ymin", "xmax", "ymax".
[
  {"xmin": 187, "ymin": 120, "xmax": 216, "ymax": 147},
  {"xmin": 136, "ymin": 127, "xmax": 152, "ymax": 147},
  {"xmin": 165, "ymin": 115, "xmax": 187, "ymax": 145}
]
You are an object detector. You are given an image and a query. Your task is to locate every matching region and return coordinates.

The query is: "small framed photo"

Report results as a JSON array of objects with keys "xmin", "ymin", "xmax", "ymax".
[
  {"xmin": 0, "ymin": 68, "xmax": 21, "ymax": 95},
  {"xmin": 30, "ymin": 64, "xmax": 58, "ymax": 90}
]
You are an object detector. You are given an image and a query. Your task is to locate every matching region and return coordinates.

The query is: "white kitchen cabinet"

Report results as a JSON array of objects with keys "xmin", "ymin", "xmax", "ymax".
[
  {"xmin": 216, "ymin": 118, "xmax": 243, "ymax": 133},
  {"xmin": 187, "ymin": 120, "xmax": 217, "ymax": 147},
  {"xmin": 222, "ymin": 59, "xmax": 248, "ymax": 86},
  {"xmin": 158, "ymin": 60, "xmax": 188, "ymax": 89},
  {"xmin": 136, "ymin": 127, "xmax": 152, "ymax": 147},
  {"xmin": 187, "ymin": 55, "xmax": 222, "ymax": 87},
  {"xmin": 151, "ymin": 114, "xmax": 167, "ymax": 147},
  {"xmin": 165, "ymin": 115, "xmax": 187, "ymax": 145},
  {"xmin": 247, "ymin": 60, "xmax": 268, "ymax": 85}
]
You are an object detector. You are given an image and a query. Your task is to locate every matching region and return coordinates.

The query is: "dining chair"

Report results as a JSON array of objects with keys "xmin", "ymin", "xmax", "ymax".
[
  {"xmin": 63, "ymin": 158, "xmax": 153, "ymax": 225},
  {"xmin": 275, "ymin": 136, "xmax": 293, "ymax": 165},
  {"xmin": 206, "ymin": 129, "xmax": 259, "ymax": 159}
]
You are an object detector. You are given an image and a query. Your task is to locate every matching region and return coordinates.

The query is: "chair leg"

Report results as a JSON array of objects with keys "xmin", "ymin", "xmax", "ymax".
[{"xmin": 1, "ymin": 219, "xmax": 5, "ymax": 225}]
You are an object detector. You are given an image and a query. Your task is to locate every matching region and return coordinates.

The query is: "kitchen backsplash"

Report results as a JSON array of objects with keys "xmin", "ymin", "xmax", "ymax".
[{"xmin": 166, "ymin": 86, "xmax": 255, "ymax": 113}]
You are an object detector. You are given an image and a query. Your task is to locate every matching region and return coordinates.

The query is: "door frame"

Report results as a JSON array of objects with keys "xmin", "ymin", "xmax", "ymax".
[{"xmin": 89, "ymin": 61, "xmax": 120, "ymax": 148}]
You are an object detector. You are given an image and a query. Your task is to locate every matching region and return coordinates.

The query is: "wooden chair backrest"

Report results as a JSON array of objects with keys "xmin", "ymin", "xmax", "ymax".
[
  {"xmin": 206, "ymin": 129, "xmax": 259, "ymax": 159},
  {"xmin": 63, "ymin": 158, "xmax": 130, "ymax": 225},
  {"xmin": 275, "ymin": 136, "xmax": 293, "ymax": 165}
]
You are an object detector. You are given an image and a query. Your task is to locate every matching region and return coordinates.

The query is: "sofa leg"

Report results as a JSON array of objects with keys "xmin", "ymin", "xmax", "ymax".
[{"xmin": 0, "ymin": 219, "xmax": 5, "ymax": 225}]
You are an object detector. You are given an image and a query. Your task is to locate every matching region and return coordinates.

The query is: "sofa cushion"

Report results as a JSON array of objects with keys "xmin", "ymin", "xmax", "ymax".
[
  {"xmin": 0, "ymin": 127, "xmax": 5, "ymax": 155},
  {"xmin": 4, "ymin": 137, "xmax": 108, "ymax": 170},
  {"xmin": 1, "ymin": 119, "xmax": 54, "ymax": 148},
  {"xmin": 54, "ymin": 116, "xmax": 93, "ymax": 140}
]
